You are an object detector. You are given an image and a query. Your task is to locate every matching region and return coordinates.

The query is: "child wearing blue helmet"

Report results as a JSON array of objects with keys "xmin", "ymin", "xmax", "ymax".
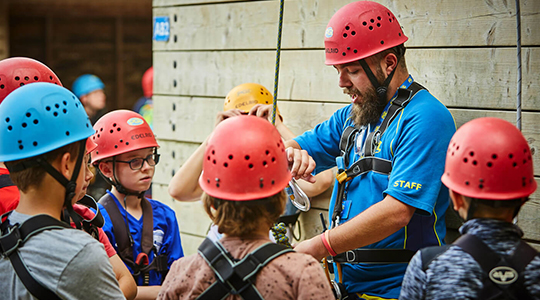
[
  {"xmin": 0, "ymin": 83, "xmax": 124, "ymax": 299},
  {"xmin": 72, "ymin": 74, "xmax": 107, "ymax": 122}
]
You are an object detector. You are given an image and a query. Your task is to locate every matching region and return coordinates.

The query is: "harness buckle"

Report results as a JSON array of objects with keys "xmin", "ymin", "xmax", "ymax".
[
  {"xmin": 371, "ymin": 131, "xmax": 381, "ymax": 154},
  {"xmin": 0, "ymin": 225, "xmax": 22, "ymax": 257},
  {"xmin": 345, "ymin": 250, "xmax": 356, "ymax": 263}
]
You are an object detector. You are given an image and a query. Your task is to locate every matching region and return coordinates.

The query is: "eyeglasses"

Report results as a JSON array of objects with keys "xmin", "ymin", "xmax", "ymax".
[{"xmin": 115, "ymin": 153, "xmax": 160, "ymax": 170}]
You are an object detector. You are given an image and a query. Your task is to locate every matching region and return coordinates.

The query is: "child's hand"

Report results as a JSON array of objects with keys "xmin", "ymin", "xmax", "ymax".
[{"xmin": 215, "ymin": 109, "xmax": 243, "ymax": 127}]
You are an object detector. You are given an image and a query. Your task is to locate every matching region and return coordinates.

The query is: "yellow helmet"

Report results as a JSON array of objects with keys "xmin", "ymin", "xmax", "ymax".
[{"xmin": 224, "ymin": 83, "xmax": 274, "ymax": 112}]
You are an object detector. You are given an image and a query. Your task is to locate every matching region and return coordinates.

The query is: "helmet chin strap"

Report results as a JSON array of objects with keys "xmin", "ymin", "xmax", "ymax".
[
  {"xmin": 97, "ymin": 157, "xmax": 146, "ymax": 199},
  {"xmin": 9, "ymin": 139, "xmax": 87, "ymax": 227},
  {"xmin": 358, "ymin": 56, "xmax": 401, "ymax": 104}
]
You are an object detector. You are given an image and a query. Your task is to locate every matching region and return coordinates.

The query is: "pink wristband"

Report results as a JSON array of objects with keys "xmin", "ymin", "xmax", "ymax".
[{"xmin": 320, "ymin": 231, "xmax": 337, "ymax": 256}]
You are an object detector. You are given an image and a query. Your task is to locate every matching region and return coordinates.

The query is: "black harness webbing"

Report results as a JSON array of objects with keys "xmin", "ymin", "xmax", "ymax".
[
  {"xmin": 0, "ymin": 174, "xmax": 15, "ymax": 189},
  {"xmin": 0, "ymin": 213, "xmax": 71, "ymax": 300},
  {"xmin": 421, "ymin": 234, "xmax": 538, "ymax": 300},
  {"xmin": 196, "ymin": 237, "xmax": 294, "ymax": 300},
  {"xmin": 99, "ymin": 193, "xmax": 168, "ymax": 285},
  {"xmin": 329, "ymin": 248, "xmax": 415, "ymax": 264},
  {"xmin": 332, "ymin": 82, "xmax": 425, "ymax": 228}
]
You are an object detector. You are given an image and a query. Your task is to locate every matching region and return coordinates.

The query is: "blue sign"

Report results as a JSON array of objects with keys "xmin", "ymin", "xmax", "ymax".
[{"xmin": 153, "ymin": 16, "xmax": 170, "ymax": 42}]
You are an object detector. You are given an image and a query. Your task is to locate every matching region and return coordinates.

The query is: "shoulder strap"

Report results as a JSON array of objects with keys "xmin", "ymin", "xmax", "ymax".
[
  {"xmin": 99, "ymin": 193, "xmax": 134, "ymax": 262},
  {"xmin": 454, "ymin": 234, "xmax": 537, "ymax": 300},
  {"xmin": 0, "ymin": 174, "xmax": 15, "ymax": 189},
  {"xmin": 196, "ymin": 238, "xmax": 294, "ymax": 300},
  {"xmin": 420, "ymin": 244, "xmax": 451, "ymax": 271},
  {"xmin": 0, "ymin": 214, "xmax": 70, "ymax": 300}
]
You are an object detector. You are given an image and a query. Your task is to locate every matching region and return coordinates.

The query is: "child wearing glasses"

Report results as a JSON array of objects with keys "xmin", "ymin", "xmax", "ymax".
[{"xmin": 91, "ymin": 110, "xmax": 184, "ymax": 300}]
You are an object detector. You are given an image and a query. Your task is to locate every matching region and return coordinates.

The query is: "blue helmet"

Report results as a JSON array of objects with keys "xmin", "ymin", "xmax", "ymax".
[
  {"xmin": 0, "ymin": 82, "xmax": 94, "ymax": 162},
  {"xmin": 71, "ymin": 74, "xmax": 105, "ymax": 98}
]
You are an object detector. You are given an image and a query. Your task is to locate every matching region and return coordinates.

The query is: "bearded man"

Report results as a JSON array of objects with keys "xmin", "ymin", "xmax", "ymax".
[{"xmin": 286, "ymin": 2, "xmax": 456, "ymax": 299}]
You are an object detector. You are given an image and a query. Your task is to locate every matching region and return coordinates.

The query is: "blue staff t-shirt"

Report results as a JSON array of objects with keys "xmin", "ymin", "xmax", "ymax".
[
  {"xmin": 294, "ymin": 76, "xmax": 455, "ymax": 299},
  {"xmin": 98, "ymin": 191, "xmax": 184, "ymax": 286}
]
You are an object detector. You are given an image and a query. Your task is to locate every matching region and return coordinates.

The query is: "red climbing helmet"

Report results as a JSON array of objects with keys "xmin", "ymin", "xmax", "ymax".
[
  {"xmin": 442, "ymin": 117, "xmax": 536, "ymax": 200},
  {"xmin": 0, "ymin": 57, "xmax": 62, "ymax": 104},
  {"xmin": 90, "ymin": 110, "xmax": 159, "ymax": 164},
  {"xmin": 142, "ymin": 67, "xmax": 153, "ymax": 98},
  {"xmin": 324, "ymin": 1, "xmax": 408, "ymax": 65},
  {"xmin": 199, "ymin": 115, "xmax": 291, "ymax": 201}
]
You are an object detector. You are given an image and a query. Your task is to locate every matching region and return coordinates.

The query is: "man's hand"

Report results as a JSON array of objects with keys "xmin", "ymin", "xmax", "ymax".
[
  {"xmin": 215, "ymin": 109, "xmax": 243, "ymax": 127},
  {"xmin": 294, "ymin": 235, "xmax": 329, "ymax": 262},
  {"xmin": 286, "ymin": 147, "xmax": 316, "ymax": 183}
]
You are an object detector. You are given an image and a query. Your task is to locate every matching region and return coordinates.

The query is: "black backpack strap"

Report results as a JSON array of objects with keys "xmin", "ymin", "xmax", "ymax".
[
  {"xmin": 454, "ymin": 234, "xmax": 537, "ymax": 300},
  {"xmin": 0, "ymin": 174, "xmax": 15, "ymax": 189},
  {"xmin": 0, "ymin": 214, "xmax": 70, "ymax": 300},
  {"xmin": 420, "ymin": 244, "xmax": 451, "ymax": 271},
  {"xmin": 197, "ymin": 238, "xmax": 294, "ymax": 300},
  {"xmin": 99, "ymin": 193, "xmax": 156, "ymax": 284}
]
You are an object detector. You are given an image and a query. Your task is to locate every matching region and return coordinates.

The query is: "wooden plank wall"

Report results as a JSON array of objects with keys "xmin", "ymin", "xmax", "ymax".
[
  {"xmin": 152, "ymin": 0, "xmax": 540, "ymax": 255},
  {"xmin": 0, "ymin": 2, "xmax": 8, "ymax": 60},
  {"xmin": 8, "ymin": 0, "xmax": 153, "ymax": 110}
]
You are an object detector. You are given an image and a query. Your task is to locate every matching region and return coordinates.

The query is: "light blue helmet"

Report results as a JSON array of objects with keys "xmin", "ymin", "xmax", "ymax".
[
  {"xmin": 0, "ymin": 82, "xmax": 94, "ymax": 162},
  {"xmin": 71, "ymin": 74, "xmax": 105, "ymax": 98}
]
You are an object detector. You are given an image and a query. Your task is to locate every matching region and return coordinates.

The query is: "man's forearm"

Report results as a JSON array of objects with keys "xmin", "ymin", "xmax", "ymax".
[{"xmin": 285, "ymin": 139, "xmax": 301, "ymax": 150}]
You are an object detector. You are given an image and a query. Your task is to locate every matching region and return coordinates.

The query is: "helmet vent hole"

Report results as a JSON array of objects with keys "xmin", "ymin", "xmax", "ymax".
[
  {"xmin": 33, "ymin": 119, "xmax": 38, "ymax": 124},
  {"xmin": 263, "ymin": 161, "xmax": 267, "ymax": 166},
  {"xmin": 97, "ymin": 134, "xmax": 101, "ymax": 138},
  {"xmin": 513, "ymin": 162, "xmax": 517, "ymax": 167},
  {"xmin": 469, "ymin": 151, "xmax": 474, "ymax": 157},
  {"xmin": 487, "ymin": 162, "xmax": 493, "ymax": 167},
  {"xmin": 53, "ymin": 112, "xmax": 58, "ymax": 117},
  {"xmin": 245, "ymin": 155, "xmax": 250, "ymax": 160},
  {"xmin": 272, "ymin": 180, "xmax": 275, "ymax": 185},
  {"xmin": 362, "ymin": 21, "xmax": 367, "ymax": 26},
  {"xmin": 228, "ymin": 155, "xmax": 233, "ymax": 160},
  {"xmin": 49, "ymin": 76, "xmax": 53, "ymax": 80},
  {"xmin": 456, "ymin": 146, "xmax": 460, "ymax": 150},
  {"xmin": 22, "ymin": 122, "xmax": 27, "ymax": 128},
  {"xmin": 272, "ymin": 157, "xmax": 276, "ymax": 162},
  {"xmin": 24, "ymin": 76, "xmax": 29, "ymax": 81},
  {"xmin": 207, "ymin": 156, "xmax": 210, "ymax": 160},
  {"xmin": 465, "ymin": 181, "xmax": 470, "ymax": 185},
  {"xmin": 389, "ymin": 18, "xmax": 392, "ymax": 22},
  {"xmin": 342, "ymin": 52, "xmax": 346, "ymax": 56},
  {"xmin": 33, "ymin": 141, "xmax": 37, "ymax": 146},
  {"xmin": 463, "ymin": 158, "xmax": 468, "ymax": 163},
  {"xmin": 248, "ymin": 163, "xmax": 254, "ymax": 169},
  {"xmin": 472, "ymin": 160, "xmax": 477, "ymax": 166},
  {"xmin": 212, "ymin": 159, "xmax": 216, "ymax": 164},
  {"xmin": 55, "ymin": 104, "xmax": 59, "ymax": 108},
  {"xmin": 399, "ymin": 33, "xmax": 402, "ymax": 37},
  {"xmin": 523, "ymin": 159, "xmax": 527, "ymax": 164},
  {"xmin": 345, "ymin": 25, "xmax": 350, "ymax": 30},
  {"xmin": 369, "ymin": 26, "xmax": 373, "ymax": 30},
  {"xmin": 26, "ymin": 112, "xmax": 31, "ymax": 117},
  {"xmin": 63, "ymin": 109, "xmax": 67, "ymax": 114},
  {"xmin": 509, "ymin": 153, "xmax": 514, "ymax": 159},
  {"xmin": 354, "ymin": 49, "xmax": 358, "ymax": 53},
  {"xmin": 216, "ymin": 183, "xmax": 220, "ymax": 188},
  {"xmin": 377, "ymin": 16, "xmax": 382, "ymax": 20},
  {"xmin": 120, "ymin": 139, "xmax": 123, "ymax": 143},
  {"xmin": 451, "ymin": 151, "xmax": 454, "ymax": 156},
  {"xmin": 18, "ymin": 140, "xmax": 22, "ymax": 144},
  {"xmin": 260, "ymin": 91, "xmax": 264, "ymax": 95},
  {"xmin": 207, "ymin": 179, "xmax": 210, "ymax": 183},
  {"xmin": 492, "ymin": 154, "xmax": 497, "ymax": 159},
  {"xmin": 7, "ymin": 125, "xmax": 12, "ymax": 131},
  {"xmin": 524, "ymin": 148, "xmax": 528, "ymax": 153},
  {"xmin": 260, "ymin": 183, "xmax": 264, "ymax": 188},
  {"xmin": 479, "ymin": 184, "xmax": 484, "ymax": 189},
  {"xmin": 125, "ymin": 142, "xmax": 129, "ymax": 145},
  {"xmin": 212, "ymin": 150, "xmax": 215, "ymax": 155},
  {"xmin": 19, "ymin": 83, "xmax": 25, "ymax": 87},
  {"xmin": 63, "ymin": 101, "xmax": 67, "ymax": 105},
  {"xmin": 19, "ymin": 145, "xmax": 23, "ymax": 150},
  {"xmin": 113, "ymin": 123, "xmax": 117, "ymax": 127},
  {"xmin": 351, "ymin": 31, "xmax": 356, "ymax": 36},
  {"xmin": 117, "ymin": 128, "xmax": 121, "ymax": 131},
  {"xmin": 380, "ymin": 40, "xmax": 384, "ymax": 44},
  {"xmin": 266, "ymin": 150, "xmax": 270, "ymax": 155},
  {"xmin": 114, "ymin": 145, "xmax": 118, "ymax": 148},
  {"xmin": 110, "ymin": 129, "xmax": 114, "ymax": 133},
  {"xmin": 223, "ymin": 162, "xmax": 228, "ymax": 167},
  {"xmin": 377, "ymin": 23, "xmax": 381, "ymax": 27},
  {"xmin": 343, "ymin": 33, "xmax": 348, "ymax": 38},
  {"xmin": 15, "ymin": 76, "xmax": 20, "ymax": 81},
  {"xmin": 5, "ymin": 118, "xmax": 9, "ymax": 122},
  {"xmin": 100, "ymin": 128, "xmax": 103, "ymax": 132},
  {"xmin": 34, "ymin": 76, "xmax": 39, "ymax": 80},
  {"xmin": 46, "ymin": 106, "xmax": 51, "ymax": 111},
  {"xmin": 370, "ymin": 19, "xmax": 374, "ymax": 23},
  {"xmin": 0, "ymin": 84, "xmax": 4, "ymax": 89}
]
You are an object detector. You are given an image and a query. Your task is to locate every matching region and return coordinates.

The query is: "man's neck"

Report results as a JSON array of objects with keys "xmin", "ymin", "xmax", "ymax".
[{"xmin": 386, "ymin": 70, "xmax": 409, "ymax": 103}]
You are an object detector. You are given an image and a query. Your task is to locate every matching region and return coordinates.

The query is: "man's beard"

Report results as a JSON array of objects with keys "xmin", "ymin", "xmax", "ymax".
[{"xmin": 346, "ymin": 67, "xmax": 388, "ymax": 128}]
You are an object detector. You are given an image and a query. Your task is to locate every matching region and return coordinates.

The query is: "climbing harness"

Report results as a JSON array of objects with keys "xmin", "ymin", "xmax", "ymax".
[
  {"xmin": 421, "ymin": 234, "xmax": 537, "ymax": 300},
  {"xmin": 99, "ymin": 193, "xmax": 168, "ymax": 285},
  {"xmin": 196, "ymin": 237, "xmax": 294, "ymax": 300},
  {"xmin": 0, "ymin": 213, "xmax": 71, "ymax": 300}
]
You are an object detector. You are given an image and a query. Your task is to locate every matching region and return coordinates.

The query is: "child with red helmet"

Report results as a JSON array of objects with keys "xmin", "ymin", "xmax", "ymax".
[
  {"xmin": 158, "ymin": 115, "xmax": 333, "ymax": 300},
  {"xmin": 91, "ymin": 110, "xmax": 184, "ymax": 299},
  {"xmin": 400, "ymin": 118, "xmax": 540, "ymax": 299}
]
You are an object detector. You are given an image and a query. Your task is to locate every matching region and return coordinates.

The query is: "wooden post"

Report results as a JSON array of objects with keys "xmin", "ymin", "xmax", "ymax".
[{"xmin": 115, "ymin": 17, "xmax": 124, "ymax": 110}]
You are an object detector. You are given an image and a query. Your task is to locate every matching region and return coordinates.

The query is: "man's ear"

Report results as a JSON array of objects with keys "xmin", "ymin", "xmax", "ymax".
[
  {"xmin": 383, "ymin": 52, "xmax": 398, "ymax": 76},
  {"xmin": 98, "ymin": 161, "xmax": 113, "ymax": 178},
  {"xmin": 58, "ymin": 152, "xmax": 73, "ymax": 179}
]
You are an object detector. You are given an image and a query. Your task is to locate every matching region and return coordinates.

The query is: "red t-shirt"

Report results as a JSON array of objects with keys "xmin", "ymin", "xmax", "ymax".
[
  {"xmin": 0, "ymin": 168, "xmax": 116, "ymax": 257},
  {"xmin": 0, "ymin": 168, "xmax": 20, "ymax": 215}
]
